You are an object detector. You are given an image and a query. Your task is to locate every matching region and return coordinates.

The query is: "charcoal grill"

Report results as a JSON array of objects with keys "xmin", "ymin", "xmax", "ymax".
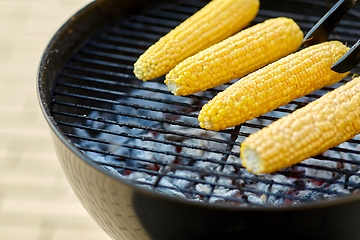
[{"xmin": 38, "ymin": 0, "xmax": 360, "ymax": 239}]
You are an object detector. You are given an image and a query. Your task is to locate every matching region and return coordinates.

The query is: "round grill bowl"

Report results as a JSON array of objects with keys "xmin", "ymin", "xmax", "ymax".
[{"xmin": 37, "ymin": 0, "xmax": 360, "ymax": 239}]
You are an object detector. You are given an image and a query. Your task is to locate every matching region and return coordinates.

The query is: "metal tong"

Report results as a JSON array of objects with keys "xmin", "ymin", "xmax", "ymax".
[{"xmin": 303, "ymin": 0, "xmax": 358, "ymax": 73}]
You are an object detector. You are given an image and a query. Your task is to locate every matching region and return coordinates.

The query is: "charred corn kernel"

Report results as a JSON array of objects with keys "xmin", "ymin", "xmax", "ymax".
[
  {"xmin": 165, "ymin": 17, "xmax": 303, "ymax": 96},
  {"xmin": 241, "ymin": 76, "xmax": 360, "ymax": 174},
  {"xmin": 198, "ymin": 41, "xmax": 350, "ymax": 131},
  {"xmin": 133, "ymin": 0, "xmax": 260, "ymax": 81}
]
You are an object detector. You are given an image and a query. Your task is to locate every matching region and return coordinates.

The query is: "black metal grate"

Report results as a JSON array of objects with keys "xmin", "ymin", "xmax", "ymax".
[{"xmin": 51, "ymin": 0, "xmax": 360, "ymax": 207}]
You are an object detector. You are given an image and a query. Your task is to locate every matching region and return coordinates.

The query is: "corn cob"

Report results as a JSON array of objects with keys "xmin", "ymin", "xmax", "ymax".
[
  {"xmin": 165, "ymin": 17, "xmax": 303, "ymax": 96},
  {"xmin": 198, "ymin": 41, "xmax": 350, "ymax": 131},
  {"xmin": 133, "ymin": 0, "xmax": 260, "ymax": 81},
  {"xmin": 241, "ymin": 76, "xmax": 360, "ymax": 175}
]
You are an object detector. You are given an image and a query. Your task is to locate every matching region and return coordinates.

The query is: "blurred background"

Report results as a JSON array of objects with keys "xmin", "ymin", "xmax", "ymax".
[{"xmin": 0, "ymin": 0, "xmax": 111, "ymax": 239}]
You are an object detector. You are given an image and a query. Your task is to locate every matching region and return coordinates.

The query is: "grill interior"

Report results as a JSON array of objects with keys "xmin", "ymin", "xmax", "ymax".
[{"xmin": 51, "ymin": 0, "xmax": 360, "ymax": 207}]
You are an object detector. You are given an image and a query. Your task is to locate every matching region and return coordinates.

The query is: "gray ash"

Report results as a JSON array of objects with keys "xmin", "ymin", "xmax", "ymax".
[{"xmin": 73, "ymin": 81, "xmax": 360, "ymax": 207}]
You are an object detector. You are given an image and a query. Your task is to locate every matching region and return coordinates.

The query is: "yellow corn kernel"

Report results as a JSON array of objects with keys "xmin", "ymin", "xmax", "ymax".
[
  {"xmin": 166, "ymin": 17, "xmax": 303, "ymax": 96},
  {"xmin": 133, "ymin": 0, "xmax": 260, "ymax": 81},
  {"xmin": 198, "ymin": 41, "xmax": 350, "ymax": 131},
  {"xmin": 241, "ymin": 76, "xmax": 360, "ymax": 174}
]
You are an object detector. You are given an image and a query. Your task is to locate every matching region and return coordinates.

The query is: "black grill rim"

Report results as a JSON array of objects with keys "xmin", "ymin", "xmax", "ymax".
[{"xmin": 38, "ymin": 0, "xmax": 360, "ymax": 210}]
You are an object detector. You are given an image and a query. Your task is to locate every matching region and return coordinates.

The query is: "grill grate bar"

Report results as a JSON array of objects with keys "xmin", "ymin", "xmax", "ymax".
[
  {"xmin": 77, "ymin": 145, "xmax": 168, "ymax": 169},
  {"xmin": 53, "ymin": 106, "xmax": 239, "ymax": 146},
  {"xmin": 257, "ymin": 9, "xmax": 323, "ymax": 22},
  {"xmin": 61, "ymin": 68, "xmax": 218, "ymax": 102},
  {"xmin": 130, "ymin": 15, "xmax": 182, "ymax": 28},
  {"xmin": 259, "ymin": 8, "xmax": 360, "ymax": 28},
  {"xmin": 348, "ymin": 138, "xmax": 360, "ymax": 144},
  {"xmin": 104, "ymin": 27, "xmax": 162, "ymax": 41},
  {"xmin": 301, "ymin": 173, "xmax": 352, "ymax": 201},
  {"xmin": 120, "ymin": 21, "xmax": 172, "ymax": 35},
  {"xmin": 141, "ymin": 9, "xmax": 191, "ymax": 21},
  {"xmin": 95, "ymin": 34, "xmax": 154, "ymax": 48},
  {"xmin": 61, "ymin": 73, "xmax": 166, "ymax": 95},
  {"xmin": 174, "ymin": 162, "xmax": 360, "ymax": 191},
  {"xmin": 87, "ymin": 41, "xmax": 144, "ymax": 55},
  {"xmin": 68, "ymin": 133, "xmax": 240, "ymax": 164},
  {"xmin": 55, "ymin": 120, "xmax": 238, "ymax": 157},
  {"xmin": 79, "ymin": 48, "xmax": 139, "ymax": 62},
  {"xmin": 321, "ymin": 147, "xmax": 360, "ymax": 159},
  {"xmin": 55, "ymin": 80, "xmax": 204, "ymax": 110},
  {"xmin": 152, "ymin": 4, "xmax": 203, "ymax": 15},
  {"xmin": 53, "ymin": 104, "xmax": 199, "ymax": 129},
  {"xmin": 296, "ymin": 162, "xmax": 360, "ymax": 177},
  {"xmin": 175, "ymin": 0, "xmax": 210, "ymax": 7},
  {"xmin": 72, "ymin": 56, "xmax": 134, "ymax": 70},
  {"xmin": 53, "ymin": 95, "xmax": 199, "ymax": 119},
  {"xmin": 169, "ymin": 165, "xmax": 359, "ymax": 198},
  {"xmin": 65, "ymin": 65, "xmax": 136, "ymax": 79}
]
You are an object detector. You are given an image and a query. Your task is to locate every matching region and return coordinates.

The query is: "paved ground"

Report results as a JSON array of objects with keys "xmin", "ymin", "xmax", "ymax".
[{"xmin": 0, "ymin": 0, "xmax": 111, "ymax": 239}]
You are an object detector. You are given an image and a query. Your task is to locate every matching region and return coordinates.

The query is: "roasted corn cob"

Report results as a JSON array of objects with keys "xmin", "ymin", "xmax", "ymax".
[
  {"xmin": 133, "ymin": 0, "xmax": 260, "ymax": 81},
  {"xmin": 241, "ymin": 76, "xmax": 360, "ymax": 175},
  {"xmin": 165, "ymin": 17, "xmax": 303, "ymax": 96},
  {"xmin": 198, "ymin": 41, "xmax": 350, "ymax": 131}
]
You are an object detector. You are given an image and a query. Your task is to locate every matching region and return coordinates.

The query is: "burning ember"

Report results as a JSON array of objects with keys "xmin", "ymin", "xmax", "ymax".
[{"xmin": 73, "ymin": 80, "xmax": 360, "ymax": 207}]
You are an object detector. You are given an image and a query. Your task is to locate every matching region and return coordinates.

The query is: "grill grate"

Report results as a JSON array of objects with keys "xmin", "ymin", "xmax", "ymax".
[{"xmin": 52, "ymin": 0, "xmax": 360, "ymax": 207}]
